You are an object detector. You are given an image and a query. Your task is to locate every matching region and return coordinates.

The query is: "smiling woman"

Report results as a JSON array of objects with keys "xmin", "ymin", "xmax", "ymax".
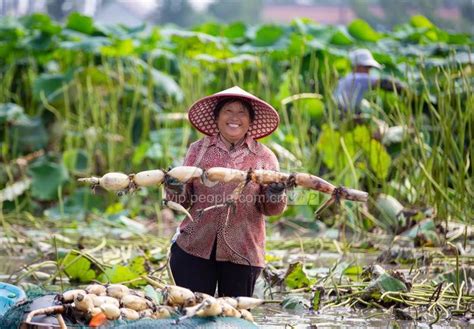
[{"xmin": 164, "ymin": 86, "xmax": 287, "ymax": 298}]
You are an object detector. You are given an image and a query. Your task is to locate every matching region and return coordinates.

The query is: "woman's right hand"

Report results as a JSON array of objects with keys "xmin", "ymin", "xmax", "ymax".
[{"xmin": 164, "ymin": 175, "xmax": 184, "ymax": 194}]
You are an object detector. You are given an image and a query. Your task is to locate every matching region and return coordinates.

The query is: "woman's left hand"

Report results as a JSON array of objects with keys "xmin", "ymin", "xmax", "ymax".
[{"xmin": 267, "ymin": 182, "xmax": 286, "ymax": 195}]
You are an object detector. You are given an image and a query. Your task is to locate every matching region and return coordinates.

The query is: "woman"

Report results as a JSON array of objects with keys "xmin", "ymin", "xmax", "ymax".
[{"xmin": 165, "ymin": 86, "xmax": 287, "ymax": 297}]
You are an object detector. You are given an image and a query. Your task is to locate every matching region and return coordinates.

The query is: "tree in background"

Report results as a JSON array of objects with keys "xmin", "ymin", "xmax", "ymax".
[
  {"xmin": 46, "ymin": 0, "xmax": 86, "ymax": 21},
  {"xmin": 208, "ymin": 0, "xmax": 264, "ymax": 25},
  {"xmin": 459, "ymin": 0, "xmax": 474, "ymax": 27},
  {"xmin": 151, "ymin": 0, "xmax": 199, "ymax": 27}
]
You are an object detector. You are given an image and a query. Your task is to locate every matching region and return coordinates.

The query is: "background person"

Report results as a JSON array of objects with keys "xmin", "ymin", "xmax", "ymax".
[{"xmin": 334, "ymin": 48, "xmax": 405, "ymax": 114}]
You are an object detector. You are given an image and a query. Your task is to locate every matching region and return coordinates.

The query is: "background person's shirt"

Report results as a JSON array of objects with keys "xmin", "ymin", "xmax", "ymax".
[{"xmin": 334, "ymin": 72, "xmax": 379, "ymax": 112}]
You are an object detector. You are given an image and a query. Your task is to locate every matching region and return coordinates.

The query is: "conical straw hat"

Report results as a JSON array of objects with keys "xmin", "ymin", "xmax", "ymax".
[{"xmin": 188, "ymin": 86, "xmax": 280, "ymax": 139}]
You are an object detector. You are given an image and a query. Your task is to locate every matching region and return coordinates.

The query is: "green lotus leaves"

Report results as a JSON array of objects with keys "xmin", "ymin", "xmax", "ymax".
[
  {"xmin": 62, "ymin": 148, "xmax": 89, "ymax": 175},
  {"xmin": 100, "ymin": 38, "xmax": 135, "ymax": 56},
  {"xmin": 62, "ymin": 251, "xmax": 97, "ymax": 283},
  {"xmin": 28, "ymin": 159, "xmax": 69, "ymax": 201},
  {"xmin": 317, "ymin": 124, "xmax": 391, "ymax": 180},
  {"xmin": 410, "ymin": 15, "xmax": 434, "ymax": 29},
  {"xmin": 131, "ymin": 58, "xmax": 183, "ymax": 102},
  {"xmin": 224, "ymin": 22, "xmax": 247, "ymax": 42},
  {"xmin": 252, "ymin": 24, "xmax": 285, "ymax": 47},
  {"xmin": 284, "ymin": 262, "xmax": 314, "ymax": 289},
  {"xmin": 33, "ymin": 70, "xmax": 75, "ymax": 102},
  {"xmin": 367, "ymin": 138, "xmax": 391, "ymax": 180},
  {"xmin": 282, "ymin": 94, "xmax": 325, "ymax": 126},
  {"xmin": 60, "ymin": 36, "xmax": 111, "ymax": 53},
  {"xmin": 98, "ymin": 257, "xmax": 147, "ymax": 286},
  {"xmin": 44, "ymin": 187, "xmax": 106, "ymax": 221},
  {"xmin": 146, "ymin": 49, "xmax": 179, "ymax": 75},
  {"xmin": 348, "ymin": 19, "xmax": 381, "ymax": 42},
  {"xmin": 65, "ymin": 12, "xmax": 95, "ymax": 35},
  {"xmin": 378, "ymin": 273, "xmax": 409, "ymax": 292},
  {"xmin": 9, "ymin": 116, "xmax": 49, "ymax": 153},
  {"xmin": 20, "ymin": 13, "xmax": 61, "ymax": 35},
  {"xmin": 281, "ymin": 295, "xmax": 309, "ymax": 311},
  {"xmin": 330, "ymin": 27, "xmax": 354, "ymax": 45},
  {"xmin": 297, "ymin": 97, "xmax": 324, "ymax": 122},
  {"xmin": 193, "ymin": 21, "xmax": 222, "ymax": 36},
  {"xmin": 0, "ymin": 16, "xmax": 25, "ymax": 42}
]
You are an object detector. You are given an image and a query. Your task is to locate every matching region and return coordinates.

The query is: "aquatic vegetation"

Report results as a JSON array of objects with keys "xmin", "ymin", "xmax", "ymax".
[{"xmin": 0, "ymin": 12, "xmax": 472, "ymax": 327}]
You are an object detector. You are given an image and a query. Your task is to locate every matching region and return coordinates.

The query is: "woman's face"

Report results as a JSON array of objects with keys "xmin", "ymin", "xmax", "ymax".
[{"xmin": 216, "ymin": 101, "xmax": 251, "ymax": 143}]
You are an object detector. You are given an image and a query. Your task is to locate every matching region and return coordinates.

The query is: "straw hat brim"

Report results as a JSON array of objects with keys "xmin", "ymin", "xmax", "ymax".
[{"xmin": 187, "ymin": 87, "xmax": 280, "ymax": 140}]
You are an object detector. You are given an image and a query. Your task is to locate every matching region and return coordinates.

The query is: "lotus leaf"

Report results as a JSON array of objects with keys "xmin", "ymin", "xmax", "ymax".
[
  {"xmin": 62, "ymin": 251, "xmax": 97, "ymax": 283},
  {"xmin": 28, "ymin": 159, "xmax": 69, "ymax": 201},
  {"xmin": 348, "ymin": 19, "xmax": 381, "ymax": 42},
  {"xmin": 284, "ymin": 262, "xmax": 313, "ymax": 289},
  {"xmin": 66, "ymin": 12, "xmax": 95, "ymax": 35}
]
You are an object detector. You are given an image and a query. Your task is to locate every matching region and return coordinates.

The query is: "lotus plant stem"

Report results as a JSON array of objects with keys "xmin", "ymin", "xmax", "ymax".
[
  {"xmin": 53, "ymin": 236, "xmax": 64, "ymax": 292},
  {"xmin": 14, "ymin": 261, "xmax": 58, "ymax": 282},
  {"xmin": 141, "ymin": 275, "xmax": 165, "ymax": 290},
  {"xmin": 339, "ymin": 136, "xmax": 358, "ymax": 187},
  {"xmin": 429, "ymin": 306, "xmax": 442, "ymax": 325},
  {"xmin": 167, "ymin": 247, "xmax": 176, "ymax": 286}
]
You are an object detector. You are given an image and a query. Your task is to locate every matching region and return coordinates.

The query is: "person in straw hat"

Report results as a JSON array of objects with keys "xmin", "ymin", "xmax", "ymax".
[
  {"xmin": 164, "ymin": 86, "xmax": 287, "ymax": 297},
  {"xmin": 334, "ymin": 48, "xmax": 404, "ymax": 113}
]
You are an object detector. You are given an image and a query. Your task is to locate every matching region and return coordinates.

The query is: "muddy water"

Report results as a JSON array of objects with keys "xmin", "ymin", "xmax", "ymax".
[
  {"xmin": 0, "ymin": 256, "xmax": 28, "ymax": 281},
  {"xmin": 254, "ymin": 249, "xmax": 472, "ymax": 328},
  {"xmin": 254, "ymin": 306, "xmax": 470, "ymax": 328}
]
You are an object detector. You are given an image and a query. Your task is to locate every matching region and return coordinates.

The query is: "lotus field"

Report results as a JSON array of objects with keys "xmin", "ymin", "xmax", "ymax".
[{"xmin": 0, "ymin": 12, "xmax": 473, "ymax": 327}]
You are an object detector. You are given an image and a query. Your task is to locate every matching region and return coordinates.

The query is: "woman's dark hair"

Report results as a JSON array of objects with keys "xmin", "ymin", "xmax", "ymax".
[{"xmin": 213, "ymin": 98, "xmax": 255, "ymax": 122}]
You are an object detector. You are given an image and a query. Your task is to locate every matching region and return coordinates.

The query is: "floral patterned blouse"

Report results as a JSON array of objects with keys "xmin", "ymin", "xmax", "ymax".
[{"xmin": 166, "ymin": 134, "xmax": 287, "ymax": 267}]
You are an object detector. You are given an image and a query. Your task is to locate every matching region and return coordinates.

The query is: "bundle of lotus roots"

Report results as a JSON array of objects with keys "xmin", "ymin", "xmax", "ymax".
[{"xmin": 25, "ymin": 283, "xmax": 266, "ymax": 328}]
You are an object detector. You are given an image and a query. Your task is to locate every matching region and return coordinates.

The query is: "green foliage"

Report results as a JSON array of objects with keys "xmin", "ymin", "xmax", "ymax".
[
  {"xmin": 317, "ymin": 124, "xmax": 391, "ymax": 181},
  {"xmin": 62, "ymin": 251, "xmax": 97, "ymax": 283},
  {"xmin": 284, "ymin": 262, "xmax": 315, "ymax": 289},
  {"xmin": 98, "ymin": 256, "xmax": 147, "ymax": 286},
  {"xmin": 252, "ymin": 25, "xmax": 285, "ymax": 47},
  {"xmin": 27, "ymin": 159, "xmax": 69, "ymax": 201},
  {"xmin": 44, "ymin": 187, "xmax": 105, "ymax": 220},
  {"xmin": 348, "ymin": 19, "xmax": 381, "ymax": 42},
  {"xmin": 65, "ymin": 13, "xmax": 95, "ymax": 35},
  {"xmin": 0, "ymin": 12, "xmax": 472, "ymax": 227},
  {"xmin": 144, "ymin": 285, "xmax": 163, "ymax": 305},
  {"xmin": 367, "ymin": 272, "xmax": 409, "ymax": 297},
  {"xmin": 281, "ymin": 295, "xmax": 309, "ymax": 311},
  {"xmin": 63, "ymin": 149, "xmax": 89, "ymax": 175}
]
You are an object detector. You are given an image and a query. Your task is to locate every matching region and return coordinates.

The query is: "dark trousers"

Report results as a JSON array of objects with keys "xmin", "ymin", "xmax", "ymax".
[{"xmin": 169, "ymin": 241, "xmax": 262, "ymax": 297}]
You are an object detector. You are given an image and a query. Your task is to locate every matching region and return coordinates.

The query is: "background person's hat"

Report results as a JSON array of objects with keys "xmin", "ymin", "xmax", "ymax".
[
  {"xmin": 349, "ymin": 49, "xmax": 382, "ymax": 69},
  {"xmin": 187, "ymin": 86, "xmax": 280, "ymax": 140}
]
